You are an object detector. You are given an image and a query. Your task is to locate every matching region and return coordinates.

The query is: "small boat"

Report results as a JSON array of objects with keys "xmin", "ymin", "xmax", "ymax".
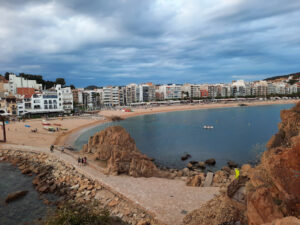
[
  {"xmin": 43, "ymin": 126, "xmax": 55, "ymax": 131},
  {"xmin": 53, "ymin": 123, "xmax": 62, "ymax": 126},
  {"xmin": 42, "ymin": 120, "xmax": 51, "ymax": 126},
  {"xmin": 203, "ymin": 125, "xmax": 214, "ymax": 129}
]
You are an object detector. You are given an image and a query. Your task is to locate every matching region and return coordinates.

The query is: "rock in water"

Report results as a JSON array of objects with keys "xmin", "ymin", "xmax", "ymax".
[
  {"xmin": 205, "ymin": 158, "xmax": 216, "ymax": 165},
  {"xmin": 5, "ymin": 190, "xmax": 28, "ymax": 203},
  {"xmin": 181, "ymin": 154, "xmax": 191, "ymax": 161},
  {"xmin": 197, "ymin": 161, "xmax": 206, "ymax": 169},
  {"xmin": 227, "ymin": 161, "xmax": 238, "ymax": 168},
  {"xmin": 82, "ymin": 126, "xmax": 158, "ymax": 177}
]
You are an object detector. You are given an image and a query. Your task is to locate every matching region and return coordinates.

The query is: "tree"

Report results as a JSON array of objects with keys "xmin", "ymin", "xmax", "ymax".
[
  {"xmin": 55, "ymin": 78, "xmax": 66, "ymax": 86},
  {"xmin": 70, "ymin": 84, "xmax": 76, "ymax": 90},
  {"xmin": 4, "ymin": 72, "xmax": 10, "ymax": 80}
]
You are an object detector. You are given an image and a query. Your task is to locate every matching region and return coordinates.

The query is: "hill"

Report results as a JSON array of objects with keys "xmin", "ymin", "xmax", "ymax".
[{"xmin": 264, "ymin": 72, "xmax": 300, "ymax": 84}]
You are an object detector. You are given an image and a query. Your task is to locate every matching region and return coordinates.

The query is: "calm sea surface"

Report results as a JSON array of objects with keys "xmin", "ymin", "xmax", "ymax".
[
  {"xmin": 0, "ymin": 162, "xmax": 56, "ymax": 225},
  {"xmin": 74, "ymin": 104, "xmax": 293, "ymax": 170}
]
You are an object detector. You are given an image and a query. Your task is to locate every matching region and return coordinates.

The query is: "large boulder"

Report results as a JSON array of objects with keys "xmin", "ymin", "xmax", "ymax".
[{"xmin": 82, "ymin": 126, "xmax": 158, "ymax": 177}]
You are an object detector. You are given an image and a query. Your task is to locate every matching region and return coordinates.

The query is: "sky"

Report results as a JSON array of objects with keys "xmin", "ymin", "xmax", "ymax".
[{"xmin": 0, "ymin": 0, "xmax": 300, "ymax": 87}]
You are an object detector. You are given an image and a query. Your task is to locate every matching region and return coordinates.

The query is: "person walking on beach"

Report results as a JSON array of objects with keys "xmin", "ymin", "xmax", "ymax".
[
  {"xmin": 77, "ymin": 157, "xmax": 81, "ymax": 165},
  {"xmin": 50, "ymin": 145, "xmax": 54, "ymax": 153},
  {"xmin": 81, "ymin": 157, "xmax": 84, "ymax": 165},
  {"xmin": 83, "ymin": 157, "xmax": 87, "ymax": 166},
  {"xmin": 61, "ymin": 146, "xmax": 65, "ymax": 153}
]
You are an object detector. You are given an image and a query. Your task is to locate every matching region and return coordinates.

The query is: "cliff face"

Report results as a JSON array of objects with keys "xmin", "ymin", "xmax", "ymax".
[
  {"xmin": 247, "ymin": 102, "xmax": 300, "ymax": 225},
  {"xmin": 82, "ymin": 126, "xmax": 158, "ymax": 177}
]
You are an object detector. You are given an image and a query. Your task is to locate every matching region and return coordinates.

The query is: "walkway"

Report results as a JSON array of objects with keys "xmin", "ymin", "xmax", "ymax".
[{"xmin": 0, "ymin": 144, "xmax": 219, "ymax": 225}]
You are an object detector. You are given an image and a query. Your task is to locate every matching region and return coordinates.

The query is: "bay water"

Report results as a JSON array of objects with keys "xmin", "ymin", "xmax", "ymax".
[{"xmin": 74, "ymin": 104, "xmax": 293, "ymax": 170}]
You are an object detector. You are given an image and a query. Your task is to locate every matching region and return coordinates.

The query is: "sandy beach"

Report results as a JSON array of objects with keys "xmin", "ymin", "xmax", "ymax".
[
  {"xmin": 2, "ymin": 99, "xmax": 298, "ymax": 148},
  {"xmin": 3, "ymin": 116, "xmax": 107, "ymax": 147},
  {"xmin": 99, "ymin": 99, "xmax": 299, "ymax": 118}
]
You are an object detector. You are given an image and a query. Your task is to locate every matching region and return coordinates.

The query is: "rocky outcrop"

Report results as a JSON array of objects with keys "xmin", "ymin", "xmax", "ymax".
[
  {"xmin": 82, "ymin": 126, "xmax": 158, "ymax": 177},
  {"xmin": 247, "ymin": 101, "xmax": 300, "ymax": 225},
  {"xmin": 5, "ymin": 190, "xmax": 28, "ymax": 203},
  {"xmin": 182, "ymin": 195, "xmax": 246, "ymax": 225}
]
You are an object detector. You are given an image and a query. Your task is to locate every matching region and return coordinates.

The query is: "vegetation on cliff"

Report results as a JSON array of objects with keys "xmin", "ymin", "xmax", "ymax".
[{"xmin": 42, "ymin": 204, "xmax": 126, "ymax": 225}]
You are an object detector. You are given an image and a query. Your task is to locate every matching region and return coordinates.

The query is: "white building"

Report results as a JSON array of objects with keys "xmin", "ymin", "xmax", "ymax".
[
  {"xmin": 231, "ymin": 80, "xmax": 246, "ymax": 97},
  {"xmin": 126, "ymin": 84, "xmax": 138, "ymax": 104},
  {"xmin": 9, "ymin": 74, "xmax": 42, "ymax": 95},
  {"xmin": 137, "ymin": 84, "xmax": 155, "ymax": 102},
  {"xmin": 158, "ymin": 84, "xmax": 182, "ymax": 100},
  {"xmin": 61, "ymin": 86, "xmax": 73, "ymax": 113},
  {"xmin": 21, "ymin": 91, "xmax": 63, "ymax": 115}
]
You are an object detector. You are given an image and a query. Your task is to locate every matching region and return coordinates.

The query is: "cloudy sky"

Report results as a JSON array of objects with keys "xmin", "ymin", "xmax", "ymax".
[{"xmin": 0, "ymin": 0, "xmax": 300, "ymax": 87}]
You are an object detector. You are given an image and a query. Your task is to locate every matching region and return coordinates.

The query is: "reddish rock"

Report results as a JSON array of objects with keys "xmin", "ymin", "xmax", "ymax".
[
  {"xmin": 186, "ymin": 175, "xmax": 202, "ymax": 187},
  {"xmin": 262, "ymin": 216, "xmax": 300, "ymax": 225},
  {"xmin": 82, "ymin": 126, "xmax": 158, "ymax": 177}
]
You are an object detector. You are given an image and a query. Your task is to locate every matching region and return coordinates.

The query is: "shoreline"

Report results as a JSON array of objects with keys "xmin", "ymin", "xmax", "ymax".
[
  {"xmin": 65, "ymin": 99, "xmax": 298, "ymax": 148},
  {"xmin": 54, "ymin": 118, "xmax": 108, "ymax": 146}
]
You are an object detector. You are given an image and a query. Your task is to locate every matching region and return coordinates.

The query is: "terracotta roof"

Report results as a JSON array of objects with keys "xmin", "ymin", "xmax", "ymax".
[{"xmin": 17, "ymin": 88, "xmax": 35, "ymax": 97}]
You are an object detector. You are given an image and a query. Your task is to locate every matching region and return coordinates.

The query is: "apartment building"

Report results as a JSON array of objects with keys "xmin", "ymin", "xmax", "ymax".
[
  {"xmin": 126, "ymin": 84, "xmax": 138, "ymax": 105},
  {"xmin": 61, "ymin": 86, "xmax": 73, "ymax": 113},
  {"xmin": 138, "ymin": 83, "xmax": 155, "ymax": 102},
  {"xmin": 158, "ymin": 84, "xmax": 182, "ymax": 100}
]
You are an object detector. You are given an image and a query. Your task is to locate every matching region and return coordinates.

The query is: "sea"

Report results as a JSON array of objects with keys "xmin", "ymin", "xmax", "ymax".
[
  {"xmin": 0, "ymin": 162, "xmax": 57, "ymax": 225},
  {"xmin": 73, "ymin": 104, "xmax": 294, "ymax": 170}
]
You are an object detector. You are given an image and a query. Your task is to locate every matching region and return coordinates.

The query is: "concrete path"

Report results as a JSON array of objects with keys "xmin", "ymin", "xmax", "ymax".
[{"xmin": 0, "ymin": 144, "xmax": 219, "ymax": 225}]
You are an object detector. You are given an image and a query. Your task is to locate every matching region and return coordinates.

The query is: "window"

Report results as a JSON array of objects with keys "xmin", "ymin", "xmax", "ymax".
[
  {"xmin": 49, "ymin": 100, "xmax": 52, "ymax": 104},
  {"xmin": 44, "ymin": 100, "xmax": 48, "ymax": 104},
  {"xmin": 44, "ymin": 105, "xmax": 48, "ymax": 109},
  {"xmin": 53, "ymin": 100, "xmax": 57, "ymax": 104},
  {"xmin": 54, "ymin": 105, "xmax": 57, "ymax": 109},
  {"xmin": 49, "ymin": 105, "xmax": 53, "ymax": 109}
]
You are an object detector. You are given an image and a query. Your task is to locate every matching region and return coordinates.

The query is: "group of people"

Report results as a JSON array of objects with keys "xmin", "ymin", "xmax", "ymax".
[{"xmin": 78, "ymin": 156, "xmax": 87, "ymax": 166}]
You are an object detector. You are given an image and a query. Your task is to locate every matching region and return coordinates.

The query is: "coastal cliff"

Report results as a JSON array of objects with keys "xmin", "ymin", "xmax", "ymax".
[
  {"xmin": 82, "ymin": 126, "xmax": 158, "ymax": 177},
  {"xmin": 183, "ymin": 101, "xmax": 300, "ymax": 225}
]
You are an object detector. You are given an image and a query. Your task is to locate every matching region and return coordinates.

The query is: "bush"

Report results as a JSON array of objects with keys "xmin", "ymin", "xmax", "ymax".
[{"xmin": 43, "ymin": 205, "xmax": 112, "ymax": 225}]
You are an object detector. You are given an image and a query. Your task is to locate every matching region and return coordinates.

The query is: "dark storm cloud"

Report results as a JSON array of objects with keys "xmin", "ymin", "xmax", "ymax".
[{"xmin": 0, "ymin": 0, "xmax": 299, "ymax": 86}]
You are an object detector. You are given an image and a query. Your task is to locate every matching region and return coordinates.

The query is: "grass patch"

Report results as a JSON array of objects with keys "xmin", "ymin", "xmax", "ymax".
[{"xmin": 42, "ymin": 204, "xmax": 126, "ymax": 225}]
